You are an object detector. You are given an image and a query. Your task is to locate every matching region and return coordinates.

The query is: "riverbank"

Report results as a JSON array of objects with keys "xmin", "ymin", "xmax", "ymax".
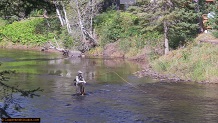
[
  {"xmin": 2, "ymin": 33, "xmax": 218, "ymax": 84},
  {"xmin": 3, "ymin": 48, "xmax": 218, "ymax": 123},
  {"xmin": 85, "ymin": 42, "xmax": 189, "ymax": 83},
  {"xmin": 0, "ymin": 41, "xmax": 60, "ymax": 53},
  {"xmin": 86, "ymin": 33, "xmax": 218, "ymax": 84},
  {"xmin": 147, "ymin": 33, "xmax": 218, "ymax": 84}
]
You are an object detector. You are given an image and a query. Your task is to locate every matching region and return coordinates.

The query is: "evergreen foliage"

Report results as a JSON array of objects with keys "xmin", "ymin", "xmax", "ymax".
[
  {"xmin": 0, "ymin": 0, "xmax": 209, "ymax": 55},
  {"xmin": 0, "ymin": 0, "xmax": 55, "ymax": 22},
  {"xmin": 140, "ymin": 0, "xmax": 200, "ymax": 49}
]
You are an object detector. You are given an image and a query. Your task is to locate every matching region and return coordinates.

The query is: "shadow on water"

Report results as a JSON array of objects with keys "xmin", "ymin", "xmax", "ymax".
[{"xmin": 0, "ymin": 69, "xmax": 43, "ymax": 118}]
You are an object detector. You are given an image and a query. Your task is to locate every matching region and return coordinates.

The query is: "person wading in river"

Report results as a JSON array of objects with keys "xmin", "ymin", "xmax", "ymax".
[{"xmin": 74, "ymin": 71, "xmax": 86, "ymax": 95}]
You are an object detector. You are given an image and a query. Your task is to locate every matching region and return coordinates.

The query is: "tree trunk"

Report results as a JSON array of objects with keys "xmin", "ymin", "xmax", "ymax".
[
  {"xmin": 75, "ymin": 0, "xmax": 86, "ymax": 40},
  {"xmin": 74, "ymin": 0, "xmax": 98, "ymax": 50},
  {"xmin": 164, "ymin": 20, "xmax": 169, "ymax": 55},
  {"xmin": 195, "ymin": 0, "xmax": 204, "ymax": 33},
  {"xmin": 55, "ymin": 1, "xmax": 64, "ymax": 26},
  {"xmin": 90, "ymin": 0, "xmax": 93, "ymax": 36},
  {"xmin": 61, "ymin": 2, "xmax": 72, "ymax": 34}
]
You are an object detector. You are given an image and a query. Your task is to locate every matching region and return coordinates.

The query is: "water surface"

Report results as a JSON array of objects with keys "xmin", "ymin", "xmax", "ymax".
[{"xmin": 0, "ymin": 49, "xmax": 218, "ymax": 123}]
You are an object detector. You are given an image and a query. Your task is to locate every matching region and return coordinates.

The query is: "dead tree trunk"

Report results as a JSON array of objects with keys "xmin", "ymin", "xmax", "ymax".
[
  {"xmin": 74, "ymin": 0, "xmax": 98, "ymax": 52},
  {"xmin": 75, "ymin": 0, "xmax": 86, "ymax": 40},
  {"xmin": 164, "ymin": 20, "xmax": 169, "ymax": 55},
  {"xmin": 61, "ymin": 2, "xmax": 72, "ymax": 34},
  {"xmin": 55, "ymin": 1, "xmax": 64, "ymax": 26},
  {"xmin": 90, "ymin": 0, "xmax": 94, "ymax": 36}
]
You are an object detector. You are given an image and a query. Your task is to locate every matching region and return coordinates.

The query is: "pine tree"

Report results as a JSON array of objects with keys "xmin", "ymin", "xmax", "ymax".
[
  {"xmin": 0, "ymin": 0, "xmax": 55, "ymax": 20},
  {"xmin": 141, "ymin": 0, "xmax": 200, "ymax": 54}
]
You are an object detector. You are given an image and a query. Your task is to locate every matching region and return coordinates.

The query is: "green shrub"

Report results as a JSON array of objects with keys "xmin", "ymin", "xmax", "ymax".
[
  {"xmin": 94, "ymin": 10, "xmax": 141, "ymax": 46},
  {"xmin": 0, "ymin": 18, "xmax": 7, "ymax": 41},
  {"xmin": 0, "ymin": 18, "xmax": 8, "ymax": 27},
  {"xmin": 34, "ymin": 17, "xmax": 75, "ymax": 48},
  {"xmin": 0, "ymin": 14, "xmax": 73, "ymax": 48},
  {"xmin": 1, "ymin": 18, "xmax": 50, "ymax": 45},
  {"xmin": 119, "ymin": 38, "xmax": 131, "ymax": 52},
  {"xmin": 212, "ymin": 31, "xmax": 218, "ymax": 38},
  {"xmin": 29, "ymin": 9, "xmax": 44, "ymax": 17},
  {"xmin": 144, "ymin": 31, "xmax": 163, "ymax": 46},
  {"xmin": 94, "ymin": 10, "xmax": 165, "ymax": 59},
  {"xmin": 58, "ymin": 27, "xmax": 74, "ymax": 48},
  {"xmin": 35, "ymin": 18, "xmax": 61, "ymax": 35}
]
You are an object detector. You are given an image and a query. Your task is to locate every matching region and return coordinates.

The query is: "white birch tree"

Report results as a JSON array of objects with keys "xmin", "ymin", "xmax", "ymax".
[
  {"xmin": 51, "ymin": 0, "xmax": 106, "ymax": 52},
  {"xmin": 60, "ymin": 0, "xmax": 102, "ymax": 52}
]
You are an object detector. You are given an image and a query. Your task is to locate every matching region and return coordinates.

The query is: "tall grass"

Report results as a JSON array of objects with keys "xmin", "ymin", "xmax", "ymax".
[{"xmin": 151, "ymin": 42, "xmax": 218, "ymax": 83}]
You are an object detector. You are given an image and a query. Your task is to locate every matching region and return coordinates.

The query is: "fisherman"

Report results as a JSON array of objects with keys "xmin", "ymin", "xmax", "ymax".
[{"xmin": 74, "ymin": 71, "xmax": 86, "ymax": 95}]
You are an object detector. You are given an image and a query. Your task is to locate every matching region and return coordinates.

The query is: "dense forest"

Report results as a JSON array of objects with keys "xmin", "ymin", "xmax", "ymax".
[{"xmin": 0, "ymin": 0, "xmax": 218, "ymax": 82}]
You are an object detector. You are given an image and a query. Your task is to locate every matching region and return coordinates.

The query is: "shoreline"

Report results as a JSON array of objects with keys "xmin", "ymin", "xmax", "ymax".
[
  {"xmin": 133, "ymin": 64, "xmax": 216, "ymax": 84},
  {"xmin": 86, "ymin": 53, "xmax": 194, "ymax": 83},
  {"xmin": 1, "ymin": 43, "xmax": 214, "ymax": 84},
  {"xmin": 0, "ymin": 42, "xmax": 62, "ymax": 54}
]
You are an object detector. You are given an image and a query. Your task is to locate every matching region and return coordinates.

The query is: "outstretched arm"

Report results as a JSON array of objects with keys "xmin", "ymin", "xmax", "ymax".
[
  {"xmin": 79, "ymin": 78, "xmax": 86, "ymax": 83},
  {"xmin": 76, "ymin": 76, "xmax": 86, "ymax": 83},
  {"xmin": 82, "ymin": 78, "xmax": 86, "ymax": 83}
]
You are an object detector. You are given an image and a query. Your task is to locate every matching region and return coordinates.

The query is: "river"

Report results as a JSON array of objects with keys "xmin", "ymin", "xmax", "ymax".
[{"xmin": 0, "ymin": 48, "xmax": 218, "ymax": 123}]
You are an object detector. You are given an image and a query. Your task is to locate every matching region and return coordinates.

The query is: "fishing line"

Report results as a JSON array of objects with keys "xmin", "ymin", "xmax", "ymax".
[
  {"xmin": 85, "ymin": 70, "xmax": 147, "ymax": 94},
  {"xmin": 84, "ymin": 70, "xmax": 114, "ymax": 82},
  {"xmin": 110, "ymin": 70, "xmax": 147, "ymax": 94}
]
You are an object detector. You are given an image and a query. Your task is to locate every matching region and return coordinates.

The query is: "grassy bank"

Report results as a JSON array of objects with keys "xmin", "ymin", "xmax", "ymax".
[
  {"xmin": 151, "ymin": 34, "xmax": 218, "ymax": 83},
  {"xmin": 0, "ymin": 17, "xmax": 73, "ymax": 48},
  {"xmin": 0, "ymin": 18, "xmax": 47, "ymax": 45}
]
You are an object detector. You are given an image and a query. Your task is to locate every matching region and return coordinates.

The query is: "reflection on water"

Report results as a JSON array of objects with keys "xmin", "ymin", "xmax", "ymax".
[{"xmin": 0, "ymin": 49, "xmax": 218, "ymax": 123}]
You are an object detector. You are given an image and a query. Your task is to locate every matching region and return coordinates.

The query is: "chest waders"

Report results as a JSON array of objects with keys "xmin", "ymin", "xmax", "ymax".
[
  {"xmin": 78, "ymin": 75, "xmax": 85, "ymax": 95},
  {"xmin": 77, "ymin": 83, "xmax": 85, "ymax": 95}
]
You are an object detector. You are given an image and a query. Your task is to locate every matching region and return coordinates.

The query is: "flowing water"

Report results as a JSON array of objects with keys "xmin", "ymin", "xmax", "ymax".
[{"xmin": 0, "ymin": 49, "xmax": 218, "ymax": 123}]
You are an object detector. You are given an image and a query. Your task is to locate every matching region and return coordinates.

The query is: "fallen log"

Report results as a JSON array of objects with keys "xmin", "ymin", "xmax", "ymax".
[
  {"xmin": 199, "ymin": 39, "xmax": 218, "ymax": 44},
  {"xmin": 41, "ymin": 41, "xmax": 83, "ymax": 57}
]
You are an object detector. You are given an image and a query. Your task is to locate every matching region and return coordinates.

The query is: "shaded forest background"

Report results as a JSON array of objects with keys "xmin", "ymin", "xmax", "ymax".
[{"xmin": 0, "ymin": 0, "xmax": 216, "ymax": 55}]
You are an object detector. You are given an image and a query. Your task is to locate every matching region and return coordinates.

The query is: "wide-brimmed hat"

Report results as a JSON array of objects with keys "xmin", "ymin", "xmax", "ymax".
[{"xmin": 78, "ymin": 71, "xmax": 83, "ymax": 74}]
